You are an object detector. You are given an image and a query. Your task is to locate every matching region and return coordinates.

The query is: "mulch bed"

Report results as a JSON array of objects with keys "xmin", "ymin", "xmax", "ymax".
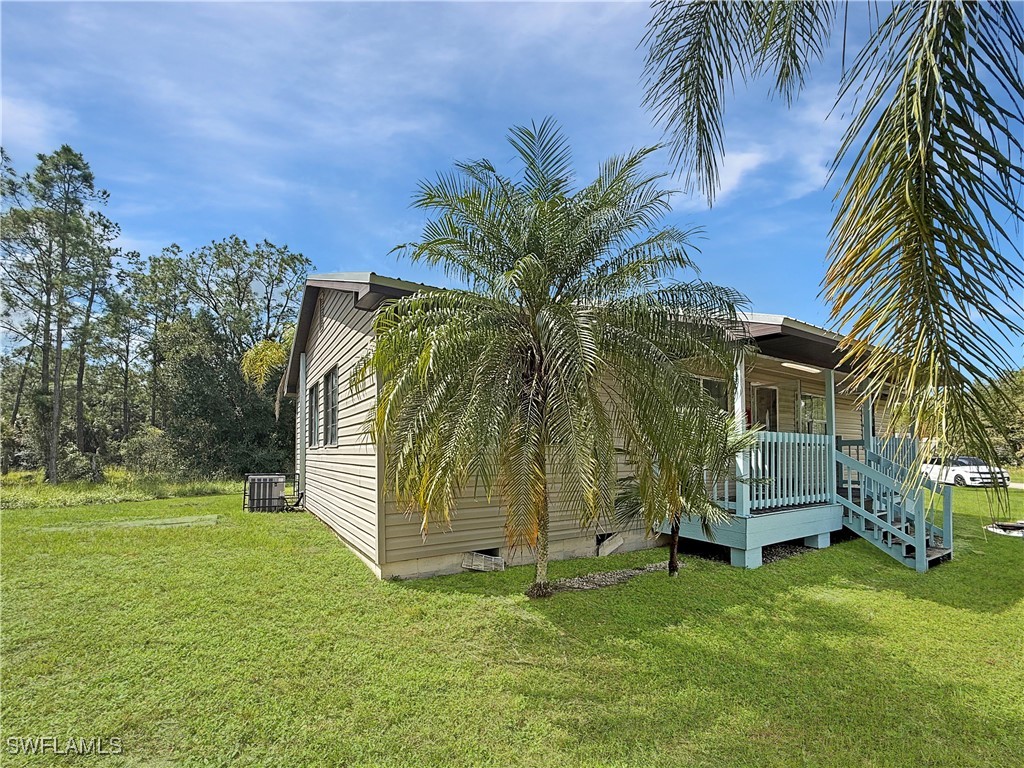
[
  {"xmin": 550, "ymin": 561, "xmax": 668, "ymax": 593},
  {"xmin": 535, "ymin": 539, "xmax": 816, "ymax": 596}
]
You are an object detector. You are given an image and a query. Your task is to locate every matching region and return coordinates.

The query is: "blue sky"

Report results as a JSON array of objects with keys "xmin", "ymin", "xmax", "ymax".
[{"xmin": 2, "ymin": 1, "xmax": 895, "ymax": 328}]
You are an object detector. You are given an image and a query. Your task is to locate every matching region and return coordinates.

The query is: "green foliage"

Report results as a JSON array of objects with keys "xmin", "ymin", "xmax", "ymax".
[
  {"xmin": 1, "ymin": 147, "xmax": 306, "ymax": 483},
  {"xmin": 616, "ymin": 414, "xmax": 758, "ymax": 530},
  {"xmin": 161, "ymin": 314, "xmax": 293, "ymax": 477},
  {"xmin": 120, "ymin": 426, "xmax": 177, "ymax": 476},
  {"xmin": 1, "ymin": 490, "xmax": 1021, "ymax": 766},
  {"xmin": 241, "ymin": 335, "xmax": 291, "ymax": 387},
  {"xmin": 1, "ymin": 145, "xmax": 117, "ymax": 482},
  {"xmin": 55, "ymin": 445, "xmax": 97, "ymax": 483},
  {"xmin": 643, "ymin": 1, "xmax": 835, "ymax": 202},
  {"xmin": 642, "ymin": 1, "xmax": 1024, "ymax": 476},
  {"xmin": 983, "ymin": 369, "xmax": 1024, "ymax": 466},
  {"xmin": 180, "ymin": 235, "xmax": 310, "ymax": 357},
  {"xmin": 356, "ymin": 119, "xmax": 749, "ymax": 589}
]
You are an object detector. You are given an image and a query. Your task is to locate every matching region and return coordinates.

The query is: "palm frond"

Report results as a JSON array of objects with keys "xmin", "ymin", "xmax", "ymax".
[{"xmin": 827, "ymin": 1, "xmax": 1024, "ymax": 482}]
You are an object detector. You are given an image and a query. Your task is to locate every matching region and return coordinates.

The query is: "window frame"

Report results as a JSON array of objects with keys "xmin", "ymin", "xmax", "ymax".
[
  {"xmin": 307, "ymin": 382, "xmax": 320, "ymax": 448},
  {"xmin": 799, "ymin": 392, "xmax": 827, "ymax": 435},
  {"xmin": 323, "ymin": 366, "xmax": 338, "ymax": 446}
]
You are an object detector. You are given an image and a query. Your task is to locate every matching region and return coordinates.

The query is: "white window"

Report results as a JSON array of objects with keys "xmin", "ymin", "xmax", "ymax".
[
  {"xmin": 307, "ymin": 383, "xmax": 320, "ymax": 447},
  {"xmin": 800, "ymin": 393, "xmax": 827, "ymax": 434},
  {"xmin": 323, "ymin": 368, "xmax": 338, "ymax": 446}
]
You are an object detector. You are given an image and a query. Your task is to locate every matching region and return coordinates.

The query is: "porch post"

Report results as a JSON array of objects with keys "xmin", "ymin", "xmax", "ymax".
[
  {"xmin": 298, "ymin": 352, "xmax": 307, "ymax": 493},
  {"xmin": 861, "ymin": 393, "xmax": 875, "ymax": 503},
  {"xmin": 825, "ymin": 369, "xmax": 837, "ymax": 501},
  {"xmin": 862, "ymin": 395, "xmax": 875, "ymax": 449},
  {"xmin": 824, "ymin": 369, "xmax": 836, "ymax": 436},
  {"xmin": 734, "ymin": 352, "xmax": 750, "ymax": 517}
]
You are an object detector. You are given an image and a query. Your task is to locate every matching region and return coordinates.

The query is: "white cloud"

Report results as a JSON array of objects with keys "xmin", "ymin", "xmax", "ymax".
[
  {"xmin": 718, "ymin": 149, "xmax": 768, "ymax": 200},
  {"xmin": 0, "ymin": 93, "xmax": 75, "ymax": 158}
]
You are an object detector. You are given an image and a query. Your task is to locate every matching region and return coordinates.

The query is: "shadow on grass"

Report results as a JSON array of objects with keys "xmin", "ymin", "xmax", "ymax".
[
  {"xmin": 394, "ymin": 522, "xmax": 1021, "ymax": 765},
  {"xmin": 397, "ymin": 513, "xmax": 1024, "ymax": 616}
]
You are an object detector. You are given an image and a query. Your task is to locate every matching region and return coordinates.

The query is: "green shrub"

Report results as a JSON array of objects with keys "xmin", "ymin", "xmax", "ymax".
[
  {"xmin": 121, "ymin": 427, "xmax": 179, "ymax": 476},
  {"xmin": 57, "ymin": 446, "xmax": 99, "ymax": 482}
]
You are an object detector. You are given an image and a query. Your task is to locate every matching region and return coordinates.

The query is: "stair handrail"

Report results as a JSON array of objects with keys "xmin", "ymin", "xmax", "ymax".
[
  {"xmin": 833, "ymin": 451, "xmax": 916, "ymax": 546},
  {"xmin": 867, "ymin": 450, "xmax": 948, "ymax": 540}
]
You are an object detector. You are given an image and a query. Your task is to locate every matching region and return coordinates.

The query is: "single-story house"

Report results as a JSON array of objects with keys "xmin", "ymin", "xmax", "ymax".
[{"xmin": 282, "ymin": 272, "xmax": 953, "ymax": 579}]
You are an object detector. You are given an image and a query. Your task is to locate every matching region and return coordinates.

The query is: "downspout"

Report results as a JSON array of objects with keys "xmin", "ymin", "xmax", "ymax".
[
  {"xmin": 298, "ymin": 351, "xmax": 307, "ymax": 494},
  {"xmin": 824, "ymin": 369, "xmax": 837, "ymax": 502}
]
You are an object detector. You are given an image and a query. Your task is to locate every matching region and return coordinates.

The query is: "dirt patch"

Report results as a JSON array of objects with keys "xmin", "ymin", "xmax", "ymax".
[
  {"xmin": 761, "ymin": 542, "xmax": 813, "ymax": 564},
  {"xmin": 679, "ymin": 538, "xmax": 813, "ymax": 565}
]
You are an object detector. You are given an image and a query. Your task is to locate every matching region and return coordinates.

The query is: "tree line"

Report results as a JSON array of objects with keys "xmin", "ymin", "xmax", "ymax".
[{"xmin": 1, "ymin": 146, "xmax": 310, "ymax": 483}]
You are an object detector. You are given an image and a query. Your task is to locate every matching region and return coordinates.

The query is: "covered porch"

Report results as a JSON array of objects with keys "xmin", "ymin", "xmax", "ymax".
[{"xmin": 662, "ymin": 314, "xmax": 953, "ymax": 571}]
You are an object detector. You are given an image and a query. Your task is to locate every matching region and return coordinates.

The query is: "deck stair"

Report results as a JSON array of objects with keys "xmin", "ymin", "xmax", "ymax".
[{"xmin": 835, "ymin": 445, "xmax": 953, "ymax": 572}]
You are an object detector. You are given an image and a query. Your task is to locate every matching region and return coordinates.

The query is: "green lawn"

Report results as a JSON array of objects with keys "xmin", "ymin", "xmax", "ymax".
[{"xmin": 2, "ymin": 490, "xmax": 1022, "ymax": 767}]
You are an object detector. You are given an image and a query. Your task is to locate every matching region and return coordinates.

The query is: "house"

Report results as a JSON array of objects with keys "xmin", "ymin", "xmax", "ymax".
[{"xmin": 282, "ymin": 272, "xmax": 953, "ymax": 579}]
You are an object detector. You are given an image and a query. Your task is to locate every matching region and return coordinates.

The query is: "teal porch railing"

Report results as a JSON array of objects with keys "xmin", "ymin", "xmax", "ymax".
[
  {"xmin": 748, "ymin": 431, "xmax": 833, "ymax": 512},
  {"xmin": 713, "ymin": 431, "xmax": 953, "ymax": 572}
]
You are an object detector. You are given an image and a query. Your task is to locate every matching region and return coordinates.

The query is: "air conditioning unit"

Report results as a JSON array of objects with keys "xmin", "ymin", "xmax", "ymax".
[{"xmin": 245, "ymin": 474, "xmax": 286, "ymax": 512}]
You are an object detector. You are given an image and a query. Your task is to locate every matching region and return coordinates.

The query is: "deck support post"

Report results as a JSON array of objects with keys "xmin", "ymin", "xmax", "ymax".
[
  {"xmin": 803, "ymin": 533, "xmax": 830, "ymax": 549},
  {"xmin": 913, "ymin": 487, "xmax": 929, "ymax": 572},
  {"xmin": 824, "ymin": 369, "xmax": 837, "ymax": 503},
  {"xmin": 942, "ymin": 485, "xmax": 953, "ymax": 555},
  {"xmin": 734, "ymin": 353, "xmax": 751, "ymax": 517},
  {"xmin": 730, "ymin": 546, "xmax": 762, "ymax": 569},
  {"xmin": 298, "ymin": 352, "xmax": 307, "ymax": 493}
]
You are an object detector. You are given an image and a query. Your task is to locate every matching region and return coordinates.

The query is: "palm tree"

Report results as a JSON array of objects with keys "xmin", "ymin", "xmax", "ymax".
[
  {"xmin": 353, "ymin": 119, "xmax": 749, "ymax": 595},
  {"xmin": 643, "ymin": 1, "xmax": 1024, "ymax": 480},
  {"xmin": 616, "ymin": 413, "xmax": 757, "ymax": 576}
]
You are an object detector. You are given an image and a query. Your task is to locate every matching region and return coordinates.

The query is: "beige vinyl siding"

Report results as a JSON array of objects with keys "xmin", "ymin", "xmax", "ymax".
[
  {"xmin": 382, "ymin": 483, "xmax": 629, "ymax": 563},
  {"xmin": 303, "ymin": 289, "xmax": 379, "ymax": 560}
]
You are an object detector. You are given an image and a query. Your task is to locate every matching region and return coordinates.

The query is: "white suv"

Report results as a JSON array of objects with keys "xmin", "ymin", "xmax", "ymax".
[{"xmin": 922, "ymin": 456, "xmax": 1010, "ymax": 487}]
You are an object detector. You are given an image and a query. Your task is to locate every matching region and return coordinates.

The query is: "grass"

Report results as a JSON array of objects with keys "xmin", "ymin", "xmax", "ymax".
[
  {"xmin": 1, "ymin": 467, "xmax": 238, "ymax": 509},
  {"xmin": 1, "ymin": 489, "xmax": 1022, "ymax": 767},
  {"xmin": 1007, "ymin": 466, "xmax": 1024, "ymax": 484}
]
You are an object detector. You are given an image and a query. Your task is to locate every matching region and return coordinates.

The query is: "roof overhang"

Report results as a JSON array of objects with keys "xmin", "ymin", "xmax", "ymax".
[
  {"xmin": 740, "ymin": 312, "xmax": 854, "ymax": 373},
  {"xmin": 283, "ymin": 277, "xmax": 857, "ymax": 396},
  {"xmin": 283, "ymin": 272, "xmax": 426, "ymax": 396}
]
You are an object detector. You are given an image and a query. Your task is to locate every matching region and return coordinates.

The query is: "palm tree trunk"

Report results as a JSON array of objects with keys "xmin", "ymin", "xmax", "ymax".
[
  {"xmin": 668, "ymin": 517, "xmax": 681, "ymax": 577},
  {"xmin": 526, "ymin": 447, "xmax": 553, "ymax": 598},
  {"xmin": 535, "ymin": 491, "xmax": 550, "ymax": 586}
]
